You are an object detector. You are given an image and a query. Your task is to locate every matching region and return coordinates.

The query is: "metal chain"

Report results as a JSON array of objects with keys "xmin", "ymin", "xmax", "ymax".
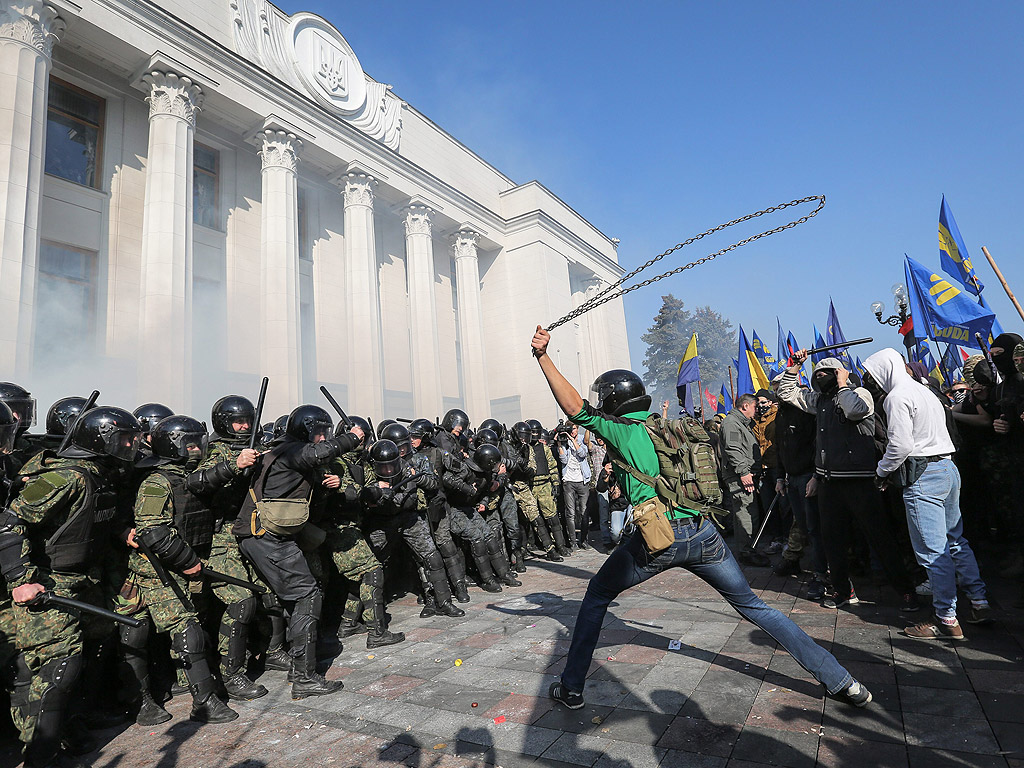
[{"xmin": 546, "ymin": 195, "xmax": 826, "ymax": 331}]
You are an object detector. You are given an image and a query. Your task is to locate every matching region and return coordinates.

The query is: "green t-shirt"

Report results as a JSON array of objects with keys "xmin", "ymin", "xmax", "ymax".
[{"xmin": 569, "ymin": 402, "xmax": 698, "ymax": 518}]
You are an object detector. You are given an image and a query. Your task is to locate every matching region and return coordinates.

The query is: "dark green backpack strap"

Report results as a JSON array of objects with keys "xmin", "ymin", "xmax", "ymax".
[{"xmin": 604, "ymin": 442, "xmax": 658, "ymax": 488}]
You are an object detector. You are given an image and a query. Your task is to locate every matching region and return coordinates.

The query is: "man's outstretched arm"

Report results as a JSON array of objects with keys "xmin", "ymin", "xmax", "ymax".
[{"xmin": 532, "ymin": 326, "xmax": 584, "ymax": 417}]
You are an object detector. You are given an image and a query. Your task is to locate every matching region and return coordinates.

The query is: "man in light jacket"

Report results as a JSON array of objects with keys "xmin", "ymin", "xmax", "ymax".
[
  {"xmin": 863, "ymin": 348, "xmax": 990, "ymax": 639},
  {"xmin": 558, "ymin": 424, "xmax": 590, "ymax": 552}
]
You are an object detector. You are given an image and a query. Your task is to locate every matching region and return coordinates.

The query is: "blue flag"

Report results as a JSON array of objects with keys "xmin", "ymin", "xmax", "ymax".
[
  {"xmin": 777, "ymin": 319, "xmax": 789, "ymax": 369},
  {"xmin": 676, "ymin": 334, "xmax": 699, "ymax": 415},
  {"xmin": 737, "ymin": 326, "xmax": 771, "ymax": 396},
  {"xmin": 811, "ymin": 325, "xmax": 827, "ymax": 365},
  {"xmin": 751, "ymin": 330, "xmax": 777, "ymax": 376},
  {"xmin": 978, "ymin": 292, "xmax": 1004, "ymax": 338},
  {"xmin": 718, "ymin": 385, "xmax": 733, "ymax": 415},
  {"xmin": 939, "ymin": 196, "xmax": 984, "ymax": 296},
  {"xmin": 940, "ymin": 344, "xmax": 962, "ymax": 386},
  {"xmin": 825, "ymin": 299, "xmax": 851, "ymax": 364},
  {"xmin": 905, "ymin": 255, "xmax": 996, "ymax": 349}
]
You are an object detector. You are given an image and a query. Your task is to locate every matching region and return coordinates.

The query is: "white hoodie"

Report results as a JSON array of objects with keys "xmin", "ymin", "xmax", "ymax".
[{"xmin": 862, "ymin": 348, "xmax": 955, "ymax": 477}]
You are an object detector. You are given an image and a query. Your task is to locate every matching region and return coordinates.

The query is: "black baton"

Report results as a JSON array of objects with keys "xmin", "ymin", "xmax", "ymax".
[
  {"xmin": 29, "ymin": 591, "xmax": 143, "ymax": 628},
  {"xmin": 201, "ymin": 567, "xmax": 266, "ymax": 594}
]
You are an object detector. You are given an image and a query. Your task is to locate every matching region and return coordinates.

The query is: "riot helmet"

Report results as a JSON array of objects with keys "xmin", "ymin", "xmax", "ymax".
[
  {"xmin": 46, "ymin": 397, "xmax": 88, "ymax": 438},
  {"xmin": 476, "ymin": 428, "xmax": 499, "ymax": 447},
  {"xmin": 474, "ymin": 444, "xmax": 502, "ymax": 473},
  {"xmin": 63, "ymin": 406, "xmax": 142, "ymax": 462},
  {"xmin": 151, "ymin": 415, "xmax": 210, "ymax": 463},
  {"xmin": 589, "ymin": 370, "xmax": 652, "ymax": 416},
  {"xmin": 369, "ymin": 439, "xmax": 402, "ymax": 480},
  {"xmin": 286, "ymin": 405, "xmax": 333, "ymax": 443},
  {"xmin": 259, "ymin": 422, "xmax": 276, "ymax": 448},
  {"xmin": 133, "ymin": 403, "xmax": 174, "ymax": 436},
  {"xmin": 512, "ymin": 421, "xmax": 532, "ymax": 446},
  {"xmin": 479, "ymin": 419, "xmax": 504, "ymax": 440},
  {"xmin": 0, "ymin": 402, "xmax": 17, "ymax": 455},
  {"xmin": 337, "ymin": 415, "xmax": 372, "ymax": 446},
  {"xmin": 376, "ymin": 419, "xmax": 396, "ymax": 436},
  {"xmin": 379, "ymin": 422, "xmax": 412, "ymax": 457},
  {"xmin": 441, "ymin": 408, "xmax": 469, "ymax": 434},
  {"xmin": 211, "ymin": 395, "xmax": 256, "ymax": 440},
  {"xmin": 408, "ymin": 418, "xmax": 435, "ymax": 441},
  {"xmin": 526, "ymin": 419, "xmax": 543, "ymax": 445},
  {"xmin": 0, "ymin": 382, "xmax": 36, "ymax": 432},
  {"xmin": 272, "ymin": 415, "xmax": 288, "ymax": 439}
]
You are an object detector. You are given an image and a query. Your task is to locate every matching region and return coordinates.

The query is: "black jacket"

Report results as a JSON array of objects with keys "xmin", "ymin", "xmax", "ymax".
[{"xmin": 774, "ymin": 402, "xmax": 816, "ymax": 477}]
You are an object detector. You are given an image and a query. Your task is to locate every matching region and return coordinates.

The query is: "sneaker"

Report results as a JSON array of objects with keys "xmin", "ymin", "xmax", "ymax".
[
  {"xmin": 963, "ymin": 603, "xmax": 992, "ymax": 625},
  {"xmin": 739, "ymin": 550, "xmax": 771, "ymax": 567},
  {"xmin": 774, "ymin": 558, "xmax": 802, "ymax": 577},
  {"xmin": 900, "ymin": 593, "xmax": 921, "ymax": 614},
  {"xmin": 549, "ymin": 681, "xmax": 584, "ymax": 710},
  {"xmin": 806, "ymin": 576, "xmax": 827, "ymax": 602},
  {"xmin": 832, "ymin": 680, "xmax": 873, "ymax": 708},
  {"xmin": 915, "ymin": 579, "xmax": 932, "ymax": 596},
  {"xmin": 823, "ymin": 589, "xmax": 860, "ymax": 609},
  {"xmin": 765, "ymin": 540, "xmax": 784, "ymax": 555},
  {"xmin": 902, "ymin": 616, "xmax": 965, "ymax": 641}
]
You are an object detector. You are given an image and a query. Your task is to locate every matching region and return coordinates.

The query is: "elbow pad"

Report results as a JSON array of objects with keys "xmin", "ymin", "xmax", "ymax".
[
  {"xmin": 0, "ymin": 510, "xmax": 29, "ymax": 583},
  {"xmin": 360, "ymin": 486, "xmax": 383, "ymax": 505},
  {"xmin": 185, "ymin": 461, "xmax": 236, "ymax": 495},
  {"xmin": 311, "ymin": 438, "xmax": 347, "ymax": 464},
  {"xmin": 137, "ymin": 524, "xmax": 200, "ymax": 572}
]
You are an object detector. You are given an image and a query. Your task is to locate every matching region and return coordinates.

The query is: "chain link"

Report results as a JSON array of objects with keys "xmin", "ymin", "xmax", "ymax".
[{"xmin": 546, "ymin": 195, "xmax": 826, "ymax": 332}]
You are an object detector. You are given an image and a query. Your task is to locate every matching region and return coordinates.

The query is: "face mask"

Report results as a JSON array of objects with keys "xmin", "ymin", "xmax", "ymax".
[
  {"xmin": 814, "ymin": 370, "xmax": 837, "ymax": 392},
  {"xmin": 951, "ymin": 390, "xmax": 968, "ymax": 405}
]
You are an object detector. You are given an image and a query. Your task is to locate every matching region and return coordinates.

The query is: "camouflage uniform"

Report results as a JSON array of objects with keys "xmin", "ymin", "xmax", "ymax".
[{"xmin": 528, "ymin": 442, "xmax": 567, "ymax": 552}]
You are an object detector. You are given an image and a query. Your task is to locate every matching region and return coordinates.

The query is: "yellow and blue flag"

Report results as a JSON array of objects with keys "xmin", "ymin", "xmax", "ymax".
[
  {"xmin": 676, "ymin": 333, "xmax": 700, "ymax": 415},
  {"xmin": 737, "ymin": 326, "xmax": 771, "ymax": 396},
  {"xmin": 751, "ymin": 330, "xmax": 778, "ymax": 377},
  {"xmin": 939, "ymin": 196, "xmax": 983, "ymax": 296},
  {"xmin": 718, "ymin": 386, "xmax": 733, "ymax": 415},
  {"xmin": 826, "ymin": 299, "xmax": 851, "ymax": 365},
  {"xmin": 811, "ymin": 325, "xmax": 828, "ymax": 366},
  {"xmin": 905, "ymin": 255, "xmax": 996, "ymax": 349}
]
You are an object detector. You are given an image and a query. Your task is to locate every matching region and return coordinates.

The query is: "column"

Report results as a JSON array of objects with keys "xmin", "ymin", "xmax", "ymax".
[
  {"xmin": 0, "ymin": 2, "xmax": 65, "ymax": 378},
  {"xmin": 259, "ymin": 128, "xmax": 302, "ymax": 417},
  {"xmin": 584, "ymin": 275, "xmax": 610, "ymax": 378},
  {"xmin": 403, "ymin": 204, "xmax": 442, "ymax": 417},
  {"xmin": 451, "ymin": 228, "xmax": 490, "ymax": 419},
  {"xmin": 342, "ymin": 171, "xmax": 383, "ymax": 418},
  {"xmin": 137, "ymin": 70, "xmax": 203, "ymax": 410}
]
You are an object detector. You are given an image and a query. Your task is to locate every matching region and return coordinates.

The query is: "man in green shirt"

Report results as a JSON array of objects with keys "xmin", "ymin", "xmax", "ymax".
[{"xmin": 530, "ymin": 326, "xmax": 872, "ymax": 712}]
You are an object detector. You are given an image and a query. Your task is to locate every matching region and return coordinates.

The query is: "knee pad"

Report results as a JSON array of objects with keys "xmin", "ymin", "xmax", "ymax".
[
  {"xmin": 119, "ymin": 620, "xmax": 150, "ymax": 651},
  {"xmin": 437, "ymin": 540, "xmax": 459, "ymax": 560},
  {"xmin": 38, "ymin": 653, "xmax": 83, "ymax": 698},
  {"xmin": 423, "ymin": 549, "xmax": 444, "ymax": 573},
  {"xmin": 261, "ymin": 591, "xmax": 283, "ymax": 614},
  {"xmin": 170, "ymin": 621, "xmax": 207, "ymax": 660},
  {"xmin": 293, "ymin": 589, "xmax": 323, "ymax": 621},
  {"xmin": 225, "ymin": 595, "xmax": 256, "ymax": 624},
  {"xmin": 361, "ymin": 566, "xmax": 384, "ymax": 589}
]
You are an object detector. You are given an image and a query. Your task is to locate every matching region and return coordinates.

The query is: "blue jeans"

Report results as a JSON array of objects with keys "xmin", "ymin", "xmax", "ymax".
[
  {"xmin": 561, "ymin": 516, "xmax": 853, "ymax": 695},
  {"xmin": 902, "ymin": 459, "xmax": 986, "ymax": 620}
]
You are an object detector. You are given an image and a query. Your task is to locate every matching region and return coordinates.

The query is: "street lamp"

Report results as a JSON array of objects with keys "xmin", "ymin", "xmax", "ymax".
[{"xmin": 871, "ymin": 283, "xmax": 914, "ymax": 352}]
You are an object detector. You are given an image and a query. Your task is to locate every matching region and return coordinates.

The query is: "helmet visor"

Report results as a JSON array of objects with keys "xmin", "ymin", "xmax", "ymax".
[
  {"xmin": 374, "ymin": 459, "xmax": 401, "ymax": 479},
  {"xmin": 6, "ymin": 397, "xmax": 36, "ymax": 429},
  {"xmin": 173, "ymin": 431, "xmax": 209, "ymax": 463},
  {"xmin": 308, "ymin": 421, "xmax": 333, "ymax": 443},
  {"xmin": 104, "ymin": 427, "xmax": 143, "ymax": 462},
  {"xmin": 0, "ymin": 423, "xmax": 16, "ymax": 454}
]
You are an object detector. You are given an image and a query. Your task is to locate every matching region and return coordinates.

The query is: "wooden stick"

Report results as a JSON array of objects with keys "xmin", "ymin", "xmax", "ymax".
[
  {"xmin": 728, "ymin": 366, "xmax": 735, "ymax": 402},
  {"xmin": 982, "ymin": 246, "xmax": 1024, "ymax": 324}
]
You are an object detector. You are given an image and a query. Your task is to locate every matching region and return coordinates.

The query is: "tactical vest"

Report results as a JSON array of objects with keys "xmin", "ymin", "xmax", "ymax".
[
  {"xmin": 24, "ymin": 457, "xmax": 113, "ymax": 573},
  {"xmin": 155, "ymin": 469, "xmax": 215, "ymax": 549},
  {"xmin": 531, "ymin": 444, "xmax": 551, "ymax": 481}
]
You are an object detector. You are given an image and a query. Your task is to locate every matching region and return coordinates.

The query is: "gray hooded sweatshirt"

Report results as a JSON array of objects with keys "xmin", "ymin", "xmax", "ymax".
[
  {"xmin": 777, "ymin": 357, "xmax": 877, "ymax": 479},
  {"xmin": 862, "ymin": 348, "xmax": 955, "ymax": 478}
]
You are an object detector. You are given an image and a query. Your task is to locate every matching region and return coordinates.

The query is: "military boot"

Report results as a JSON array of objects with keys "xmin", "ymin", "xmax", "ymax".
[
  {"xmin": 222, "ymin": 612, "xmax": 269, "ymax": 701},
  {"xmin": 488, "ymin": 538, "xmax": 522, "ymax": 587},
  {"xmin": 291, "ymin": 644, "xmax": 344, "ymax": 700},
  {"xmin": 446, "ymin": 555, "xmax": 471, "ymax": 602},
  {"xmin": 366, "ymin": 569, "xmax": 406, "ymax": 647},
  {"xmin": 189, "ymin": 676, "xmax": 239, "ymax": 724},
  {"xmin": 512, "ymin": 549, "xmax": 527, "ymax": 573},
  {"xmin": 419, "ymin": 590, "xmax": 439, "ymax": 618},
  {"xmin": 471, "ymin": 541, "xmax": 502, "ymax": 592},
  {"xmin": 338, "ymin": 617, "xmax": 368, "ymax": 637},
  {"xmin": 264, "ymin": 646, "xmax": 291, "ymax": 671},
  {"xmin": 136, "ymin": 691, "xmax": 172, "ymax": 727}
]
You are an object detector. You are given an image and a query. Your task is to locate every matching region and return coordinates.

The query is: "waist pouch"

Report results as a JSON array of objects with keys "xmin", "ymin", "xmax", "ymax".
[
  {"xmin": 892, "ymin": 456, "xmax": 929, "ymax": 489},
  {"xmin": 249, "ymin": 490, "xmax": 311, "ymax": 537},
  {"xmin": 631, "ymin": 497, "xmax": 675, "ymax": 553}
]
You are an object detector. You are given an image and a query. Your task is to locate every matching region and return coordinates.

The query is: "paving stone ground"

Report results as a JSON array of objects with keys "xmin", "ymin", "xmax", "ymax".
[{"xmin": 3, "ymin": 540, "xmax": 1024, "ymax": 768}]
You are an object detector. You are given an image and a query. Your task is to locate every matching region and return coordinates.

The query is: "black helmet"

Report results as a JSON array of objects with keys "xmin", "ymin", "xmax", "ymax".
[
  {"xmin": 526, "ymin": 419, "xmax": 543, "ymax": 444},
  {"xmin": 474, "ymin": 444, "xmax": 502, "ymax": 473},
  {"xmin": 369, "ymin": 439, "xmax": 402, "ymax": 479},
  {"xmin": 273, "ymin": 415, "xmax": 289, "ymax": 439},
  {"xmin": 479, "ymin": 419, "xmax": 504, "ymax": 440},
  {"xmin": 259, "ymin": 422, "xmax": 276, "ymax": 448},
  {"xmin": 512, "ymin": 421, "xmax": 532, "ymax": 446},
  {"xmin": 408, "ymin": 418, "xmax": 435, "ymax": 440},
  {"xmin": 133, "ymin": 403, "xmax": 174, "ymax": 436},
  {"xmin": 211, "ymin": 395, "xmax": 255, "ymax": 440},
  {"xmin": 0, "ymin": 382, "xmax": 36, "ymax": 432},
  {"xmin": 0, "ymin": 402, "xmax": 17, "ymax": 455},
  {"xmin": 377, "ymin": 419, "xmax": 396, "ymax": 435},
  {"xmin": 441, "ymin": 408, "xmax": 469, "ymax": 433},
  {"xmin": 337, "ymin": 415, "xmax": 372, "ymax": 446},
  {"xmin": 46, "ymin": 397, "xmax": 88, "ymax": 438},
  {"xmin": 589, "ymin": 369, "xmax": 652, "ymax": 416},
  {"xmin": 379, "ymin": 422, "xmax": 412, "ymax": 457},
  {"xmin": 476, "ymin": 428, "xmax": 499, "ymax": 447},
  {"xmin": 151, "ymin": 415, "xmax": 209, "ymax": 463},
  {"xmin": 286, "ymin": 405, "xmax": 333, "ymax": 443},
  {"xmin": 65, "ymin": 406, "xmax": 142, "ymax": 462}
]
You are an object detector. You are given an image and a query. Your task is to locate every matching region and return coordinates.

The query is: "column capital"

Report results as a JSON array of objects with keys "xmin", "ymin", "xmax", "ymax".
[
  {"xmin": 450, "ymin": 227, "xmax": 480, "ymax": 260},
  {"xmin": 402, "ymin": 203, "xmax": 433, "ymax": 237},
  {"xmin": 142, "ymin": 70, "xmax": 204, "ymax": 126},
  {"xmin": 0, "ymin": 2, "xmax": 65, "ymax": 58},
  {"xmin": 259, "ymin": 128, "xmax": 301, "ymax": 172},
  {"xmin": 341, "ymin": 172, "xmax": 376, "ymax": 209}
]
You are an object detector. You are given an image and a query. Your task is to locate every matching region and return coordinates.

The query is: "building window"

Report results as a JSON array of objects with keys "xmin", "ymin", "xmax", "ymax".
[
  {"xmin": 33, "ymin": 242, "xmax": 97, "ymax": 370},
  {"xmin": 45, "ymin": 78, "xmax": 104, "ymax": 188},
  {"xmin": 193, "ymin": 143, "xmax": 219, "ymax": 229}
]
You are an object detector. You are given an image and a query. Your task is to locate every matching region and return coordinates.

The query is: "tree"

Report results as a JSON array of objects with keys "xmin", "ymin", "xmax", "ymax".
[{"xmin": 641, "ymin": 295, "xmax": 734, "ymax": 409}]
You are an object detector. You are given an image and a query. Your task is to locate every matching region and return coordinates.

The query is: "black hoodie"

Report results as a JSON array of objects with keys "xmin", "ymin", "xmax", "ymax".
[{"xmin": 992, "ymin": 333, "xmax": 1024, "ymax": 445}]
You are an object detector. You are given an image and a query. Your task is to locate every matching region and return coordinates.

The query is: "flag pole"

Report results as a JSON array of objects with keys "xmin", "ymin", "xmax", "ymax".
[
  {"xmin": 981, "ymin": 246, "xmax": 1024, "ymax": 324},
  {"xmin": 728, "ymin": 366, "xmax": 734, "ymax": 402}
]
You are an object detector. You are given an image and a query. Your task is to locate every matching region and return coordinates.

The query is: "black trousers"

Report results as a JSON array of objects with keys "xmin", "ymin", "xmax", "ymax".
[
  {"xmin": 238, "ymin": 533, "xmax": 319, "ymax": 652},
  {"xmin": 817, "ymin": 477, "xmax": 914, "ymax": 598}
]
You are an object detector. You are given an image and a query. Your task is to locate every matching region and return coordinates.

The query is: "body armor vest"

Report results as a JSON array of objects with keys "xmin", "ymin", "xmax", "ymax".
[{"xmin": 156, "ymin": 469, "xmax": 215, "ymax": 549}]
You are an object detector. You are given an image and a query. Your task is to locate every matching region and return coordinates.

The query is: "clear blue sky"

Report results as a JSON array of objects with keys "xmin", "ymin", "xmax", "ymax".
[{"xmin": 282, "ymin": 1, "xmax": 1024, "ymax": 388}]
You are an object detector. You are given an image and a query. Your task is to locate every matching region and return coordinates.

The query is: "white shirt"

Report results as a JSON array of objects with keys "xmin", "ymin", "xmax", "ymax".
[{"xmin": 863, "ymin": 348, "xmax": 956, "ymax": 477}]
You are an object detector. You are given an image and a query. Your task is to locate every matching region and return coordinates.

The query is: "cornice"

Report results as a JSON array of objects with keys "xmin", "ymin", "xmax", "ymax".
[{"xmin": 505, "ymin": 210, "xmax": 624, "ymax": 277}]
